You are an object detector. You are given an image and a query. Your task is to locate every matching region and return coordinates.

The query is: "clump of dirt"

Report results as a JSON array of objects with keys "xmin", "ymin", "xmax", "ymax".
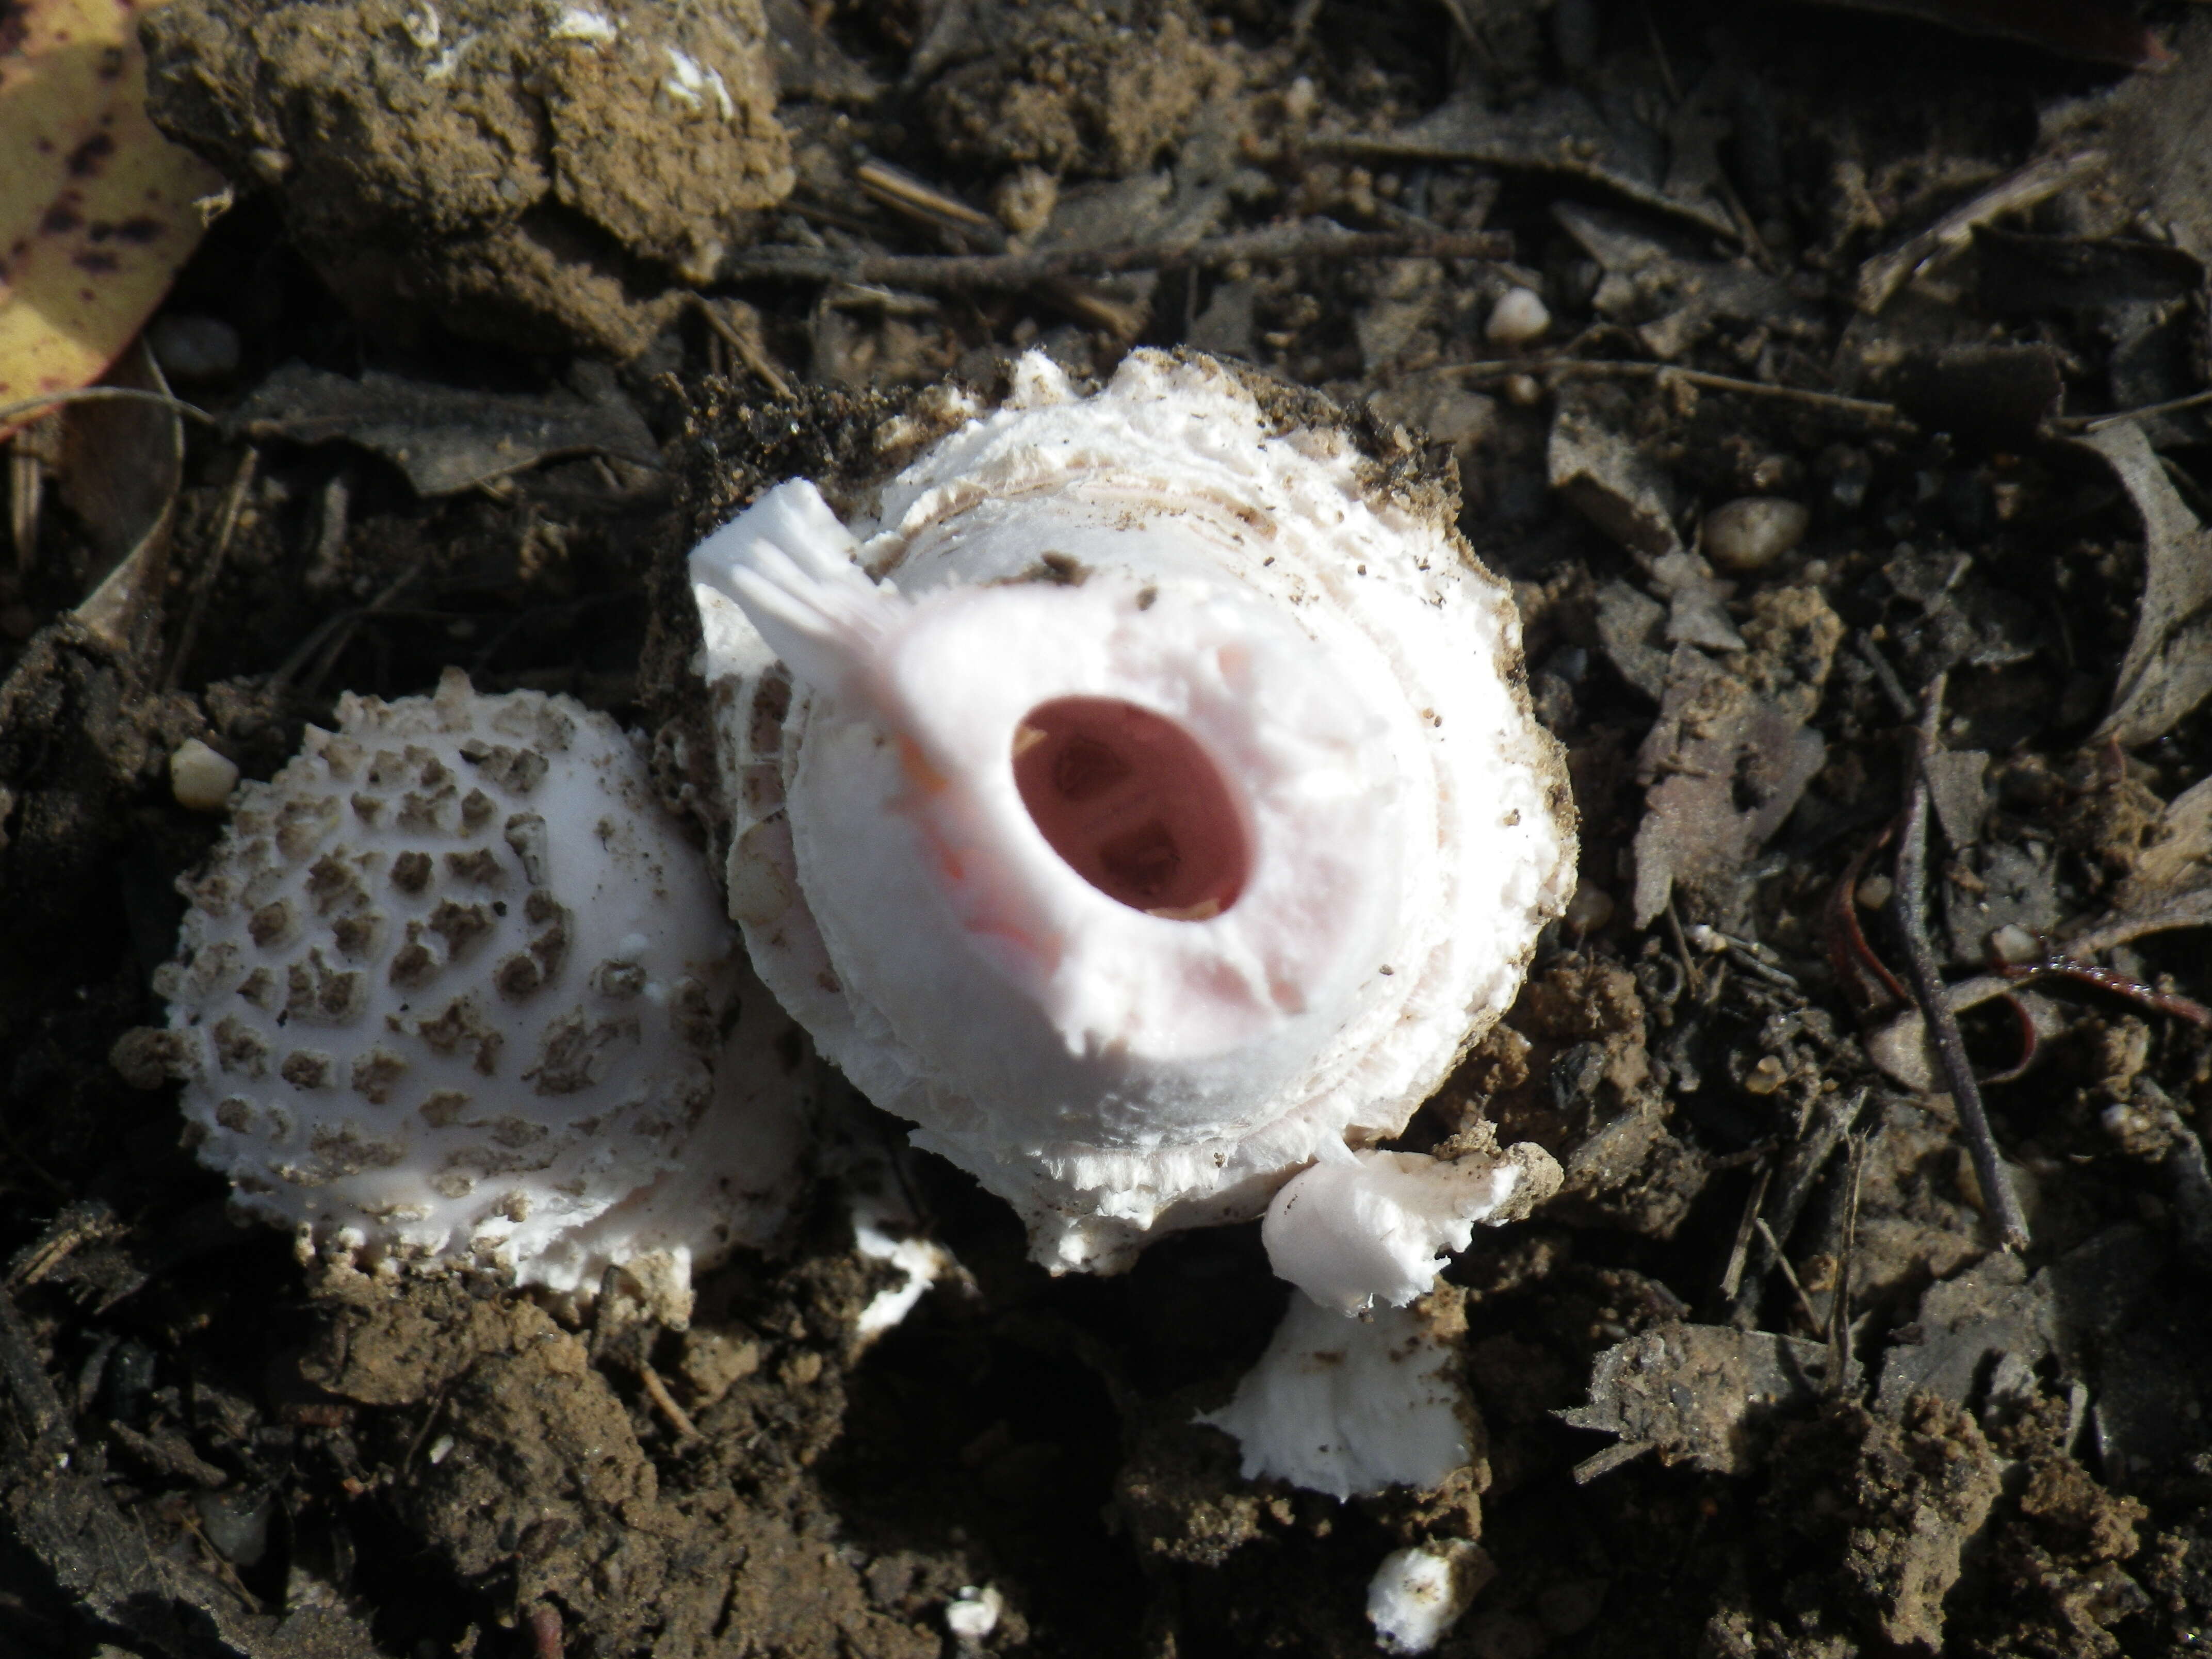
[
  {"xmin": 1445, "ymin": 953, "xmax": 1711, "ymax": 1237},
  {"xmin": 141, "ymin": 0, "xmax": 794, "ymax": 355},
  {"xmin": 292, "ymin": 1241, "xmax": 978, "ymax": 1657},
  {"xmin": 923, "ymin": 0, "xmax": 1238, "ymax": 178},
  {"xmin": 1754, "ymin": 1395, "xmax": 2006, "ymax": 1652}
]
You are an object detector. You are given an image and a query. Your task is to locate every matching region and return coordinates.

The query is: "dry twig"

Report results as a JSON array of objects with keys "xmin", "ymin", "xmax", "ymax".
[
  {"xmin": 637, "ymin": 1361, "xmax": 701, "ymax": 1441},
  {"xmin": 689, "ymin": 295, "xmax": 793, "ymax": 400},
  {"xmin": 1891, "ymin": 673, "xmax": 2031, "ymax": 1251},
  {"xmin": 162, "ymin": 447, "xmax": 260, "ymax": 691},
  {"xmin": 2064, "ymin": 386, "xmax": 2212, "ymax": 433},
  {"xmin": 1431, "ymin": 356, "xmax": 1915, "ymax": 428},
  {"xmin": 722, "ymin": 223, "xmax": 1510, "ymax": 292}
]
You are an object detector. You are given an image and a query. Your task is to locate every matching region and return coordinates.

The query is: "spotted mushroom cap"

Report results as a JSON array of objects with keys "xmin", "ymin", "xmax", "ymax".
[
  {"xmin": 158, "ymin": 669, "xmax": 806, "ymax": 1300},
  {"xmin": 689, "ymin": 350, "xmax": 1575, "ymax": 1273}
]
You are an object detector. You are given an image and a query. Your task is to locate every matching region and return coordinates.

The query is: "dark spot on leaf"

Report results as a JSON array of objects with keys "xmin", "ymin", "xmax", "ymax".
[
  {"xmin": 74, "ymin": 250, "xmax": 119, "ymax": 274},
  {"xmin": 95, "ymin": 45, "xmax": 125, "ymax": 79},
  {"xmin": 115, "ymin": 216, "xmax": 162, "ymax": 243},
  {"xmin": 41, "ymin": 206, "xmax": 80, "ymax": 235}
]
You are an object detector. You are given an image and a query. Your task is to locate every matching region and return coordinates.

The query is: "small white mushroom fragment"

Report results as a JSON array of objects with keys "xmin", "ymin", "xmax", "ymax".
[
  {"xmin": 1196, "ymin": 1293, "xmax": 1475, "ymax": 1499},
  {"xmin": 155, "ymin": 669, "xmax": 805, "ymax": 1319},
  {"xmin": 944, "ymin": 1585, "xmax": 1005, "ymax": 1643},
  {"xmin": 1263, "ymin": 1144, "xmax": 1559, "ymax": 1315},
  {"xmin": 1368, "ymin": 1540, "xmax": 1493, "ymax": 1656},
  {"xmin": 688, "ymin": 350, "xmax": 1575, "ymax": 1304}
]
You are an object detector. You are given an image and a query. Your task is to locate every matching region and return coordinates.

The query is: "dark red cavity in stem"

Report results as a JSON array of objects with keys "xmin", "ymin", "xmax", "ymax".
[{"xmin": 1012, "ymin": 697, "xmax": 1249, "ymax": 920}]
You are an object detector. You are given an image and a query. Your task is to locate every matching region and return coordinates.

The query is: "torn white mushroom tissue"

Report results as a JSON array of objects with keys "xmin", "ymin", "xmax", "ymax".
[
  {"xmin": 688, "ymin": 349, "xmax": 1575, "ymax": 1283},
  {"xmin": 1196, "ymin": 1293, "xmax": 1474, "ymax": 1499},
  {"xmin": 944, "ymin": 1585, "xmax": 1004, "ymax": 1642},
  {"xmin": 154, "ymin": 669, "xmax": 806, "ymax": 1321},
  {"xmin": 852, "ymin": 1205, "xmax": 958, "ymax": 1343},
  {"xmin": 1263, "ymin": 1145, "xmax": 1558, "ymax": 1315},
  {"xmin": 1367, "ymin": 1540, "xmax": 1492, "ymax": 1656}
]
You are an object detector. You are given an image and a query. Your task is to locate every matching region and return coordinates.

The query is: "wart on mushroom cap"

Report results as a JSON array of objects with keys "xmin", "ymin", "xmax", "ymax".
[
  {"xmin": 155, "ymin": 669, "xmax": 807, "ymax": 1322},
  {"xmin": 689, "ymin": 349, "xmax": 1576, "ymax": 1300}
]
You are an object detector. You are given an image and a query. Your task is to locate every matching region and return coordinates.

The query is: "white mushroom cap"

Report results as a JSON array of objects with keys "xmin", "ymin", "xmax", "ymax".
[
  {"xmin": 690, "ymin": 350, "xmax": 1574, "ymax": 1274},
  {"xmin": 159, "ymin": 669, "xmax": 805, "ymax": 1308}
]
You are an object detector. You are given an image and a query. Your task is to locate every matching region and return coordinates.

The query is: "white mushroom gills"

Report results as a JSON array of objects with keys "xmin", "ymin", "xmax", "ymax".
[
  {"xmin": 689, "ymin": 350, "xmax": 1575, "ymax": 1292},
  {"xmin": 155, "ymin": 669, "xmax": 805, "ymax": 1317}
]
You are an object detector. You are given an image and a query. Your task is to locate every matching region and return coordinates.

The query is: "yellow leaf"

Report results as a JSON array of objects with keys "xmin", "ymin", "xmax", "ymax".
[{"xmin": 0, "ymin": 0, "xmax": 226, "ymax": 436}]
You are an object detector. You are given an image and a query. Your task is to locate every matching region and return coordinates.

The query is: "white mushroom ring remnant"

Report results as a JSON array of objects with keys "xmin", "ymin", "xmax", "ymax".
[
  {"xmin": 153, "ymin": 670, "xmax": 806, "ymax": 1323},
  {"xmin": 688, "ymin": 348, "xmax": 1575, "ymax": 1309}
]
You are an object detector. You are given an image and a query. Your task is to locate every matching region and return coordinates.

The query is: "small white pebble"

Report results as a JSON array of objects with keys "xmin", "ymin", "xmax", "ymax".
[
  {"xmin": 169, "ymin": 739, "xmax": 240, "ymax": 812},
  {"xmin": 427, "ymin": 1434, "xmax": 455, "ymax": 1465},
  {"xmin": 945, "ymin": 1585, "xmax": 1004, "ymax": 1641},
  {"xmin": 1856, "ymin": 873, "xmax": 1893, "ymax": 910},
  {"xmin": 1504, "ymin": 371, "xmax": 1544, "ymax": 406},
  {"xmin": 1704, "ymin": 497, "xmax": 1811, "ymax": 572},
  {"xmin": 617, "ymin": 932, "xmax": 651, "ymax": 961},
  {"xmin": 1485, "ymin": 287, "xmax": 1551, "ymax": 346},
  {"xmin": 147, "ymin": 315, "xmax": 241, "ymax": 382},
  {"xmin": 1988, "ymin": 923, "xmax": 2040, "ymax": 965},
  {"xmin": 1282, "ymin": 76, "xmax": 1318, "ymax": 123}
]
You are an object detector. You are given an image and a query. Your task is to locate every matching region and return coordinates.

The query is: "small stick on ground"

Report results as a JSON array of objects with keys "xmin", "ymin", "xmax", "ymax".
[
  {"xmin": 1752, "ymin": 1217, "xmax": 1822, "ymax": 1330},
  {"xmin": 162, "ymin": 446, "xmax": 260, "ymax": 691},
  {"xmin": 1890, "ymin": 672, "xmax": 2031, "ymax": 1251},
  {"xmin": 1571, "ymin": 1437, "xmax": 1656, "ymax": 1485},
  {"xmin": 689, "ymin": 295, "xmax": 793, "ymax": 401},
  {"xmin": 1427, "ymin": 357, "xmax": 1915, "ymax": 429},
  {"xmin": 0, "ymin": 385, "xmax": 219, "ymax": 433},
  {"xmin": 1729, "ymin": 1086, "xmax": 1867, "ymax": 1323},
  {"xmin": 1664, "ymin": 897, "xmax": 1705, "ymax": 1001},
  {"xmin": 722, "ymin": 223, "xmax": 1511, "ymax": 292},
  {"xmin": 1826, "ymin": 1134, "xmax": 1868, "ymax": 1395},
  {"xmin": 1855, "ymin": 631, "xmax": 1917, "ymax": 722},
  {"xmin": 2068, "ymin": 386, "xmax": 2212, "ymax": 433},
  {"xmin": 1717, "ymin": 1162, "xmax": 1773, "ymax": 1301},
  {"xmin": 637, "ymin": 1360, "xmax": 701, "ymax": 1442}
]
